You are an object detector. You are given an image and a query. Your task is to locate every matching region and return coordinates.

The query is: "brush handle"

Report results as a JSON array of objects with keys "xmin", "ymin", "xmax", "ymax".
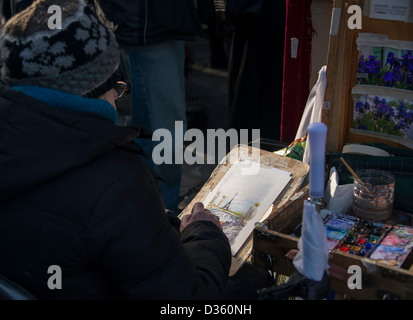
[
  {"xmin": 307, "ymin": 122, "xmax": 328, "ymax": 200},
  {"xmin": 340, "ymin": 157, "xmax": 375, "ymax": 196}
]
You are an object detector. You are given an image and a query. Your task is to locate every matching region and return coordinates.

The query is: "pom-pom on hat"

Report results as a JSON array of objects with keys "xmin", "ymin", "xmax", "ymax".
[{"xmin": 0, "ymin": 0, "xmax": 121, "ymax": 98}]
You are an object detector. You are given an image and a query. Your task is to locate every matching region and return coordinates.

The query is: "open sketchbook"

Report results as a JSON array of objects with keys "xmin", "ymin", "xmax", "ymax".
[{"xmin": 179, "ymin": 145, "xmax": 309, "ymax": 275}]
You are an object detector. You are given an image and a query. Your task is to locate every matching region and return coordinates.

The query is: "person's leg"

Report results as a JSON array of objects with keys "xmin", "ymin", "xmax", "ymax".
[
  {"xmin": 208, "ymin": 21, "xmax": 228, "ymax": 69},
  {"xmin": 227, "ymin": 15, "xmax": 262, "ymax": 134},
  {"xmin": 227, "ymin": 0, "xmax": 286, "ymax": 141},
  {"xmin": 122, "ymin": 40, "xmax": 187, "ymax": 213}
]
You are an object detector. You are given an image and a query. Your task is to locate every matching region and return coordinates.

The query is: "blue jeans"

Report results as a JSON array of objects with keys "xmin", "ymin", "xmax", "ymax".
[{"xmin": 121, "ymin": 40, "xmax": 187, "ymax": 213}]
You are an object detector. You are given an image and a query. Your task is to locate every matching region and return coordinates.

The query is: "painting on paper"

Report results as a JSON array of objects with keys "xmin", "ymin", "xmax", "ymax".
[{"xmin": 203, "ymin": 161, "xmax": 292, "ymax": 255}]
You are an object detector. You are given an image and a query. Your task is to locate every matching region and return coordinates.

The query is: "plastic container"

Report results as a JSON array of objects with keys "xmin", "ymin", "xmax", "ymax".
[{"xmin": 352, "ymin": 170, "xmax": 395, "ymax": 221}]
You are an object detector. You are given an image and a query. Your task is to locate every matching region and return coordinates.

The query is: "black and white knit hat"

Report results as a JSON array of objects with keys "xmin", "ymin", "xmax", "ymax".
[{"xmin": 0, "ymin": 0, "xmax": 121, "ymax": 98}]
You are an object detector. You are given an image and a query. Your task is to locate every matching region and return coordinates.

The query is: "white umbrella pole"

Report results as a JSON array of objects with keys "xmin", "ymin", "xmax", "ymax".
[{"xmin": 307, "ymin": 122, "xmax": 328, "ymax": 209}]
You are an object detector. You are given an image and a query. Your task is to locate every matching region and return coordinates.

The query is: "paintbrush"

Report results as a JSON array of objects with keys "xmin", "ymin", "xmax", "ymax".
[{"xmin": 340, "ymin": 157, "xmax": 375, "ymax": 197}]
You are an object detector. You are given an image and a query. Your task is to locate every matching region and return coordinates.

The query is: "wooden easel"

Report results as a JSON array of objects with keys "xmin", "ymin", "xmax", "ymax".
[{"xmin": 322, "ymin": 0, "xmax": 413, "ymax": 152}]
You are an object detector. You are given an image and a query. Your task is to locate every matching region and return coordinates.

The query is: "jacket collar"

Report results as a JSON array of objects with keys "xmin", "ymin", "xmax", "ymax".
[{"xmin": 11, "ymin": 86, "xmax": 118, "ymax": 124}]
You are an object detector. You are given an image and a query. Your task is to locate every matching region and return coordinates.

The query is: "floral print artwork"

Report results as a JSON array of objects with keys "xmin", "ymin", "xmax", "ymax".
[
  {"xmin": 353, "ymin": 46, "xmax": 413, "ymax": 141},
  {"xmin": 357, "ymin": 50, "xmax": 413, "ymax": 91},
  {"xmin": 353, "ymin": 96, "xmax": 413, "ymax": 139}
]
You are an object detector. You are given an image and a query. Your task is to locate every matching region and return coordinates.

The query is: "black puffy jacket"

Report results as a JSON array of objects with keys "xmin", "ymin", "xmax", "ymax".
[
  {"xmin": 0, "ymin": 85, "xmax": 231, "ymax": 299},
  {"xmin": 98, "ymin": 0, "xmax": 202, "ymax": 45}
]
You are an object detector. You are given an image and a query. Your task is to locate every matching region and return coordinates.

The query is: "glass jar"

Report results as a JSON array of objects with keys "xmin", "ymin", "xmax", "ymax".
[{"xmin": 352, "ymin": 170, "xmax": 395, "ymax": 221}]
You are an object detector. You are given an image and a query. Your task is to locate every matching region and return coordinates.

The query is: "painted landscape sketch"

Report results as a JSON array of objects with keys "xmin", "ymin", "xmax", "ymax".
[{"xmin": 203, "ymin": 161, "xmax": 292, "ymax": 255}]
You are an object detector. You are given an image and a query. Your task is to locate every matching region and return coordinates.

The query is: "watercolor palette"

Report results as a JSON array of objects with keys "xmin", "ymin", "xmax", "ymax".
[
  {"xmin": 321, "ymin": 212, "xmax": 392, "ymax": 259},
  {"xmin": 292, "ymin": 211, "xmax": 413, "ymax": 268},
  {"xmin": 369, "ymin": 225, "xmax": 413, "ymax": 267},
  {"xmin": 336, "ymin": 220, "xmax": 391, "ymax": 257},
  {"xmin": 322, "ymin": 213, "xmax": 359, "ymax": 252}
]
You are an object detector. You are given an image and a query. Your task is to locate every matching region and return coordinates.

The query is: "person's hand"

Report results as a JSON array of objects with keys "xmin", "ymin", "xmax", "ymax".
[{"xmin": 180, "ymin": 202, "xmax": 222, "ymax": 234}]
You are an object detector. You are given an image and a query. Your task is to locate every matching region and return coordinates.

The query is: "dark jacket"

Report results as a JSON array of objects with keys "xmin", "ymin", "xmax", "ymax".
[
  {"xmin": 99, "ymin": 0, "xmax": 202, "ymax": 45},
  {"xmin": 0, "ymin": 85, "xmax": 231, "ymax": 299},
  {"xmin": 213, "ymin": 0, "xmax": 262, "ymax": 16}
]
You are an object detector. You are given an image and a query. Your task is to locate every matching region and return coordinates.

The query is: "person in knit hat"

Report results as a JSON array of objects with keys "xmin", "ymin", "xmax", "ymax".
[
  {"xmin": 0, "ymin": 0, "xmax": 231, "ymax": 300},
  {"xmin": 1, "ymin": 0, "xmax": 122, "ymax": 107}
]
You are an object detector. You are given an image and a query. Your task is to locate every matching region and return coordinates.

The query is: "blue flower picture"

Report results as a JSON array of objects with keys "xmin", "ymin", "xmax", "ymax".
[
  {"xmin": 353, "ymin": 95, "xmax": 413, "ymax": 139},
  {"xmin": 357, "ymin": 49, "xmax": 413, "ymax": 91}
]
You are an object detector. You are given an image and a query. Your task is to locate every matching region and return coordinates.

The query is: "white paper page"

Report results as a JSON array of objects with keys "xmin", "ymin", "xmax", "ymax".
[
  {"xmin": 203, "ymin": 160, "xmax": 292, "ymax": 255},
  {"xmin": 369, "ymin": 0, "xmax": 408, "ymax": 21}
]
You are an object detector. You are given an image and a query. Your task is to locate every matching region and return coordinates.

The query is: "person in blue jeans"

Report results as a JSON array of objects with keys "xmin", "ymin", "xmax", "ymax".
[{"xmin": 99, "ymin": 0, "xmax": 202, "ymax": 213}]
